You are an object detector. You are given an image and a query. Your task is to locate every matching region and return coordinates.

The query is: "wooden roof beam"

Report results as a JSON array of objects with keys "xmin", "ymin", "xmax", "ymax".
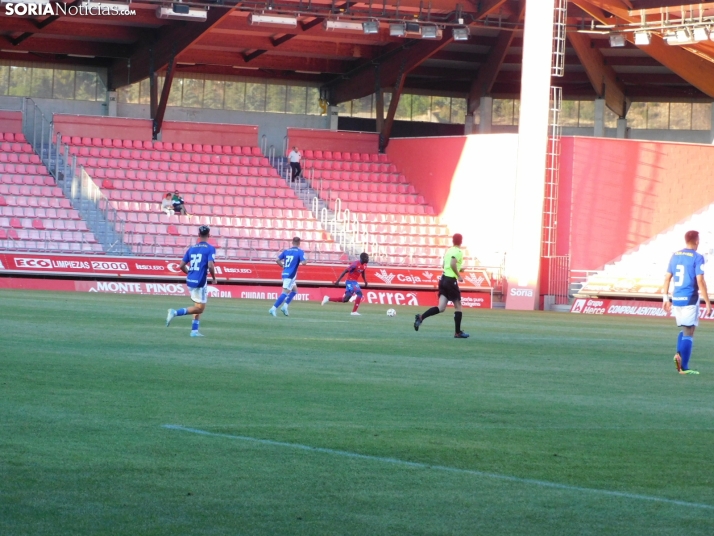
[
  {"xmin": 109, "ymin": 6, "xmax": 236, "ymax": 89},
  {"xmin": 1, "ymin": 36, "xmax": 132, "ymax": 58},
  {"xmin": 472, "ymin": 0, "xmax": 510, "ymax": 19},
  {"xmin": 567, "ymin": 31, "xmax": 627, "ymax": 116},
  {"xmin": 573, "ymin": 0, "xmax": 714, "ymax": 98},
  {"xmin": 176, "ymin": 49, "xmax": 353, "ymax": 73},
  {"xmin": 0, "ymin": 18, "xmax": 145, "ymax": 41},
  {"xmin": 467, "ymin": 0, "xmax": 524, "ymax": 113},
  {"xmin": 328, "ymin": 36, "xmax": 454, "ymax": 104}
]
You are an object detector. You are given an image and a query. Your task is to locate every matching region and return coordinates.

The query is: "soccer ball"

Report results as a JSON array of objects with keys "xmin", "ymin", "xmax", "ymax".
[{"xmin": 386, "ymin": 308, "xmax": 397, "ymax": 317}]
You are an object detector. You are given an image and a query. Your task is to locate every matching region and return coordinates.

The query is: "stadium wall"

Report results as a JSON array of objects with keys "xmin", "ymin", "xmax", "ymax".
[
  {"xmin": 559, "ymin": 136, "xmax": 714, "ymax": 271},
  {"xmin": 387, "ymin": 134, "xmax": 519, "ymax": 266},
  {"xmin": 286, "ymin": 128, "xmax": 379, "ymax": 154},
  {"xmin": 53, "ymin": 115, "xmax": 152, "ymax": 140},
  {"xmin": 0, "ymin": 110, "xmax": 22, "ymax": 133},
  {"xmin": 161, "ymin": 121, "xmax": 258, "ymax": 146},
  {"xmin": 51, "ymin": 115, "xmax": 260, "ymax": 146}
]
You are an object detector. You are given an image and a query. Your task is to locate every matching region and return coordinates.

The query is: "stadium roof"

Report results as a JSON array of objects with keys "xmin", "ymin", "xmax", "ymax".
[{"xmin": 2, "ymin": 0, "xmax": 714, "ymax": 116}]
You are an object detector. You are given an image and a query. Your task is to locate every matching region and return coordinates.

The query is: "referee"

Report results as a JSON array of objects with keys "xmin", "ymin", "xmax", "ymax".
[{"xmin": 414, "ymin": 233, "xmax": 469, "ymax": 338}]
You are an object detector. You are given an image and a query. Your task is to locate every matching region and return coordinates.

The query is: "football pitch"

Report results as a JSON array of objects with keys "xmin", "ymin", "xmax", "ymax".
[{"xmin": 2, "ymin": 290, "xmax": 713, "ymax": 535}]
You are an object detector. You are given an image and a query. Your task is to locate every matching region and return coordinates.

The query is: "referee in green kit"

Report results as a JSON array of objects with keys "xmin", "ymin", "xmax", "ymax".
[{"xmin": 413, "ymin": 233, "xmax": 469, "ymax": 338}]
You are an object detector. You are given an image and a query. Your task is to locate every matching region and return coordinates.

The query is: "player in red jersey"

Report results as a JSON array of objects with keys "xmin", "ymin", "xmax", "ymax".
[{"xmin": 321, "ymin": 252, "xmax": 369, "ymax": 315}]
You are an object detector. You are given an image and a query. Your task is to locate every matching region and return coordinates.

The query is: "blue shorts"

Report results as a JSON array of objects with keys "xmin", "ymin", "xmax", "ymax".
[{"xmin": 345, "ymin": 280, "xmax": 362, "ymax": 296}]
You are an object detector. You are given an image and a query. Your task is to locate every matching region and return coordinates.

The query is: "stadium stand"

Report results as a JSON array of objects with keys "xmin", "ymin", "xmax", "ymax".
[
  {"xmin": 300, "ymin": 149, "xmax": 461, "ymax": 266},
  {"xmin": 577, "ymin": 204, "xmax": 714, "ymax": 298},
  {"xmin": 0, "ymin": 132, "xmax": 101, "ymax": 253},
  {"xmin": 61, "ymin": 136, "xmax": 345, "ymax": 260}
]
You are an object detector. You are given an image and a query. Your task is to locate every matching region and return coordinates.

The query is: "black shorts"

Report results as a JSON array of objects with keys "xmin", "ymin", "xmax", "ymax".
[{"xmin": 438, "ymin": 275, "xmax": 461, "ymax": 303}]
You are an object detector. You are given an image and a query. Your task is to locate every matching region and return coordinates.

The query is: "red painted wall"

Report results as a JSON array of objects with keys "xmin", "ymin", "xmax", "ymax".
[
  {"xmin": 387, "ymin": 136, "xmax": 467, "ymax": 213},
  {"xmin": 0, "ymin": 111, "xmax": 23, "ymax": 133},
  {"xmin": 560, "ymin": 137, "xmax": 714, "ymax": 270},
  {"xmin": 162, "ymin": 121, "xmax": 258, "ymax": 147},
  {"xmin": 53, "ymin": 115, "xmax": 152, "ymax": 140},
  {"xmin": 287, "ymin": 128, "xmax": 378, "ymax": 154}
]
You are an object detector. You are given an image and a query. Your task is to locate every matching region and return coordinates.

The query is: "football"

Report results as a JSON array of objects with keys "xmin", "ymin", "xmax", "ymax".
[{"xmin": 386, "ymin": 309, "xmax": 397, "ymax": 317}]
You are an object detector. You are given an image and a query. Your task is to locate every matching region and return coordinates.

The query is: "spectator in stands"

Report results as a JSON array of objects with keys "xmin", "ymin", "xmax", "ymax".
[
  {"xmin": 288, "ymin": 146, "xmax": 302, "ymax": 182},
  {"xmin": 172, "ymin": 191, "xmax": 189, "ymax": 216},
  {"xmin": 161, "ymin": 193, "xmax": 174, "ymax": 216}
]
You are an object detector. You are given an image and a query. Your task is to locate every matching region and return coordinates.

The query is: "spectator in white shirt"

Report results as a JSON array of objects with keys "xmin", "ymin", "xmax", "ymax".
[
  {"xmin": 288, "ymin": 146, "xmax": 302, "ymax": 182},
  {"xmin": 161, "ymin": 193, "xmax": 174, "ymax": 216}
]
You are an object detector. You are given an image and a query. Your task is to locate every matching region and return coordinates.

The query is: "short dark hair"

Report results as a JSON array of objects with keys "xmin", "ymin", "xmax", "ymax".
[
  {"xmin": 198, "ymin": 225, "xmax": 210, "ymax": 237},
  {"xmin": 685, "ymin": 230, "xmax": 699, "ymax": 244},
  {"xmin": 452, "ymin": 233, "xmax": 463, "ymax": 246},
  {"xmin": 292, "ymin": 236, "xmax": 301, "ymax": 245}
]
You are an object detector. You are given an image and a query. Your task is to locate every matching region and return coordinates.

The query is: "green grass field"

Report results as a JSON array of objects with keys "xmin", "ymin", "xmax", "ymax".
[{"xmin": 2, "ymin": 289, "xmax": 713, "ymax": 535}]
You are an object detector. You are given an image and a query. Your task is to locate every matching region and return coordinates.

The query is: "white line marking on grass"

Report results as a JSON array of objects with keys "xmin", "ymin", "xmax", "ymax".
[
  {"xmin": 163, "ymin": 424, "xmax": 713, "ymax": 510},
  {"xmin": 297, "ymin": 319, "xmax": 352, "ymax": 323}
]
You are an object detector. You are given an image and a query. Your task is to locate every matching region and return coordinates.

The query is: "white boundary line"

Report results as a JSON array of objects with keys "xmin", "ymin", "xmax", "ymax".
[{"xmin": 163, "ymin": 424, "xmax": 713, "ymax": 510}]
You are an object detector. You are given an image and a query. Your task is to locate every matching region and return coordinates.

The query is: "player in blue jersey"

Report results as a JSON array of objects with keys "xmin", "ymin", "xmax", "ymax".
[
  {"xmin": 662, "ymin": 230, "xmax": 711, "ymax": 375},
  {"xmin": 321, "ymin": 252, "xmax": 369, "ymax": 315},
  {"xmin": 269, "ymin": 236, "xmax": 307, "ymax": 317},
  {"xmin": 165, "ymin": 225, "xmax": 217, "ymax": 337}
]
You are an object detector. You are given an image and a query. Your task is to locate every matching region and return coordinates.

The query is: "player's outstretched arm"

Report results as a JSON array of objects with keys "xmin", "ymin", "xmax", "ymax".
[
  {"xmin": 208, "ymin": 261, "xmax": 217, "ymax": 284},
  {"xmin": 662, "ymin": 272, "xmax": 673, "ymax": 312},
  {"xmin": 334, "ymin": 269, "xmax": 348, "ymax": 285},
  {"xmin": 696, "ymin": 274, "xmax": 711, "ymax": 317}
]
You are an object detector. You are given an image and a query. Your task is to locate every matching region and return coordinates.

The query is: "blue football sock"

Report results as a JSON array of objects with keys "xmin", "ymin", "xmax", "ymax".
[
  {"xmin": 273, "ymin": 293, "xmax": 288, "ymax": 308},
  {"xmin": 285, "ymin": 291, "xmax": 297, "ymax": 304},
  {"xmin": 680, "ymin": 336, "xmax": 693, "ymax": 370},
  {"xmin": 192, "ymin": 319, "xmax": 199, "ymax": 332},
  {"xmin": 676, "ymin": 331, "xmax": 683, "ymax": 353},
  {"xmin": 176, "ymin": 308, "xmax": 189, "ymax": 317}
]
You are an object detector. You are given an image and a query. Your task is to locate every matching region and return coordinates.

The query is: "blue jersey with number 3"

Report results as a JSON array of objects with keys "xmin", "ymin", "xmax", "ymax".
[
  {"xmin": 278, "ymin": 247, "xmax": 306, "ymax": 279},
  {"xmin": 667, "ymin": 248, "xmax": 705, "ymax": 305},
  {"xmin": 183, "ymin": 241, "xmax": 216, "ymax": 288}
]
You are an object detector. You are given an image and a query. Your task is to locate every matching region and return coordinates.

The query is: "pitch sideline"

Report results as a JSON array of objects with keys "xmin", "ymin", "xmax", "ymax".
[{"xmin": 163, "ymin": 424, "xmax": 713, "ymax": 511}]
